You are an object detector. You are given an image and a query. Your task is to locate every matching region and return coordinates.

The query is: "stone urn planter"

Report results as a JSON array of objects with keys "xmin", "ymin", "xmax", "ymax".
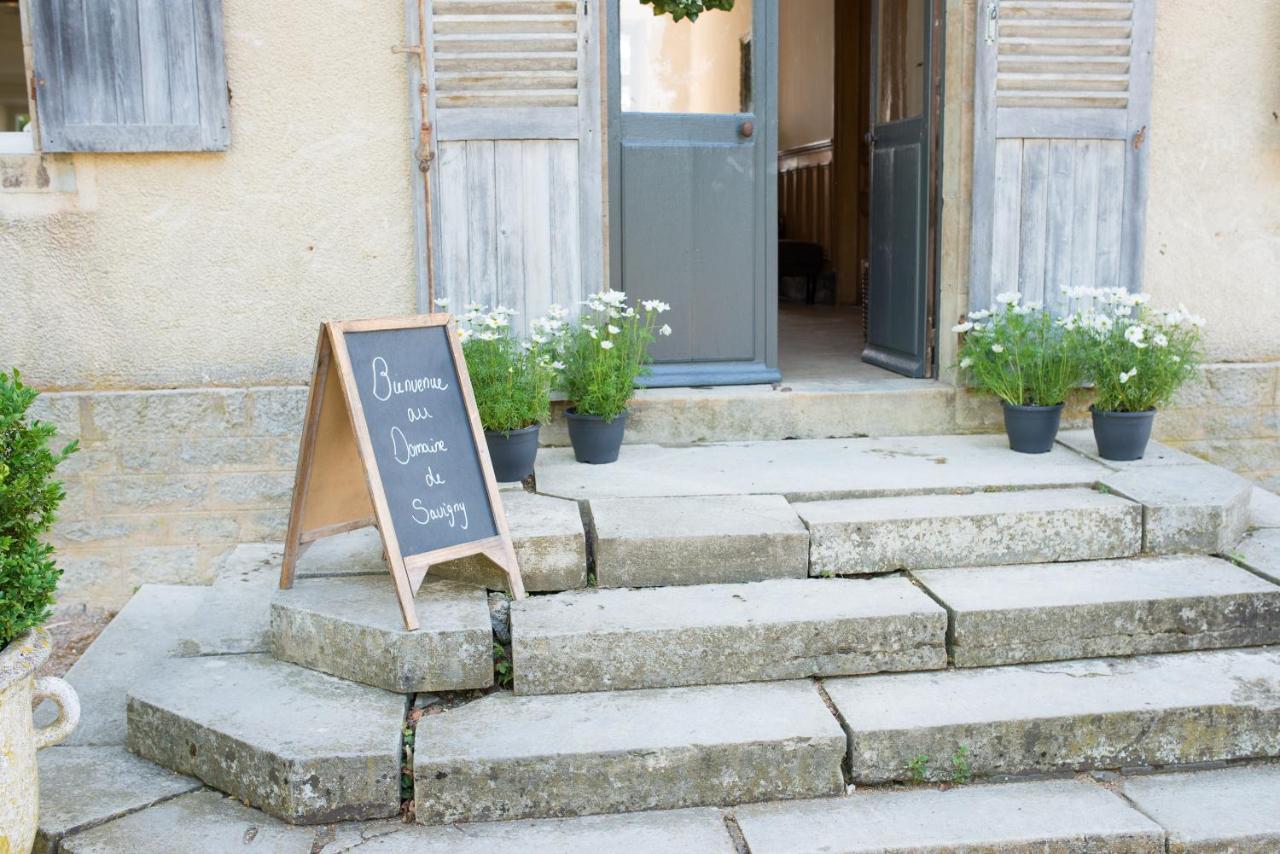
[
  {"xmin": 0, "ymin": 627, "xmax": 80, "ymax": 854},
  {"xmin": 565, "ymin": 409, "xmax": 628, "ymax": 464},
  {"xmin": 485, "ymin": 424, "xmax": 541, "ymax": 482}
]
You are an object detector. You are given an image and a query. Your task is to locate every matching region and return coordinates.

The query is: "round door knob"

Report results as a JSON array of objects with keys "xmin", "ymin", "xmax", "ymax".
[{"xmin": 739, "ymin": 120, "xmax": 754, "ymax": 139}]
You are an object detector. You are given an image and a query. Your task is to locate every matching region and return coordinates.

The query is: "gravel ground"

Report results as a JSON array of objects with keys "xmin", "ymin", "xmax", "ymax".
[{"xmin": 36, "ymin": 606, "xmax": 115, "ymax": 678}]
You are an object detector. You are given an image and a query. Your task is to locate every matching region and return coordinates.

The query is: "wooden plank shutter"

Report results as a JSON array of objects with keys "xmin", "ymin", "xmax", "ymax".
[
  {"xmin": 425, "ymin": 0, "xmax": 602, "ymax": 331},
  {"xmin": 29, "ymin": 0, "xmax": 230, "ymax": 152},
  {"xmin": 969, "ymin": 0, "xmax": 1154, "ymax": 313}
]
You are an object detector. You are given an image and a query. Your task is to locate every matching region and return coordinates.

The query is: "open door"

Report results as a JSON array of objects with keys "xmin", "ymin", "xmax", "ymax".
[
  {"xmin": 607, "ymin": 0, "xmax": 779, "ymax": 387},
  {"xmin": 863, "ymin": 0, "xmax": 936, "ymax": 378}
]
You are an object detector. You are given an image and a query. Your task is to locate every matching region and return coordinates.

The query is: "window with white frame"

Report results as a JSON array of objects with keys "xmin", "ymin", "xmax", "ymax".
[{"xmin": 0, "ymin": 0, "xmax": 34, "ymax": 154}]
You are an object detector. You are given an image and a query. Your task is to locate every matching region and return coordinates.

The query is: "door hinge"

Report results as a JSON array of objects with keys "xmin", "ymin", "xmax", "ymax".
[{"xmin": 984, "ymin": 1, "xmax": 999, "ymax": 44}]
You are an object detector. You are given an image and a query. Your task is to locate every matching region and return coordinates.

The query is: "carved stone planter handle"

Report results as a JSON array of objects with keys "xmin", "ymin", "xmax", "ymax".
[{"xmin": 33, "ymin": 675, "xmax": 80, "ymax": 749}]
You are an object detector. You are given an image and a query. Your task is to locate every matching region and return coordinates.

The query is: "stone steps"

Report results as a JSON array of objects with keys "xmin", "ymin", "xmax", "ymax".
[
  {"xmin": 734, "ymin": 779, "xmax": 1165, "ymax": 853},
  {"xmin": 510, "ymin": 577, "xmax": 947, "ymax": 694},
  {"xmin": 589, "ymin": 494, "xmax": 809, "ymax": 587},
  {"xmin": 270, "ymin": 574, "xmax": 494, "ymax": 693},
  {"xmin": 824, "ymin": 647, "xmax": 1280, "ymax": 784},
  {"xmin": 796, "ymin": 488, "xmax": 1142, "ymax": 576},
  {"xmin": 914, "ymin": 555, "xmax": 1280, "ymax": 667},
  {"xmin": 126, "ymin": 654, "xmax": 407, "ymax": 824},
  {"xmin": 411, "ymin": 679, "xmax": 846, "ymax": 825}
]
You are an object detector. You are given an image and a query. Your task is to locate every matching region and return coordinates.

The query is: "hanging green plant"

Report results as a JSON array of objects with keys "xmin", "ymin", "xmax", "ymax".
[{"xmin": 639, "ymin": 0, "xmax": 735, "ymax": 23}]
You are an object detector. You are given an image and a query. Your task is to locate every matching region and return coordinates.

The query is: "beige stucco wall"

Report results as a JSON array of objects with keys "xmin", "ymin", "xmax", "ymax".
[
  {"xmin": 1143, "ymin": 0, "xmax": 1280, "ymax": 363},
  {"xmin": 0, "ymin": 0, "xmax": 418, "ymax": 391}
]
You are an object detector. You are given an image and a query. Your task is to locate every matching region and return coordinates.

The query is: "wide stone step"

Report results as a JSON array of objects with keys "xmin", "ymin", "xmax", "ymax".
[
  {"xmin": 412, "ymin": 679, "xmax": 845, "ymax": 824},
  {"xmin": 510, "ymin": 577, "xmax": 947, "ymax": 694},
  {"xmin": 796, "ymin": 488, "xmax": 1141, "ymax": 575},
  {"xmin": 588, "ymin": 494, "xmax": 809, "ymax": 587},
  {"xmin": 824, "ymin": 647, "xmax": 1280, "ymax": 784},
  {"xmin": 270, "ymin": 574, "xmax": 493, "ymax": 693},
  {"xmin": 915, "ymin": 555, "xmax": 1280, "ymax": 667},
  {"xmin": 735, "ymin": 779, "xmax": 1163, "ymax": 853},
  {"xmin": 127, "ymin": 654, "xmax": 407, "ymax": 824},
  {"xmin": 1121, "ymin": 764, "xmax": 1280, "ymax": 852}
]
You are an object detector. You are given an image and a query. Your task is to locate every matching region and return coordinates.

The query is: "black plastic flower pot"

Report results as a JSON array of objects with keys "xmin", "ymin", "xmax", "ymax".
[
  {"xmin": 1091, "ymin": 406, "xmax": 1156, "ymax": 461},
  {"xmin": 484, "ymin": 424, "xmax": 540, "ymax": 482},
  {"xmin": 565, "ymin": 409, "xmax": 628, "ymax": 464},
  {"xmin": 1001, "ymin": 401, "xmax": 1064, "ymax": 454}
]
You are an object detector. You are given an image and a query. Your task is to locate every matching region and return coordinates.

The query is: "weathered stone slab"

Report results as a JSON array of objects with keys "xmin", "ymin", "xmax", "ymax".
[
  {"xmin": 434, "ymin": 490, "xmax": 588, "ymax": 591},
  {"xmin": 36, "ymin": 584, "xmax": 206, "ymax": 744},
  {"xmin": 536, "ymin": 434, "xmax": 1110, "ymax": 501},
  {"xmin": 590, "ymin": 495, "xmax": 809, "ymax": 587},
  {"xmin": 347, "ymin": 808, "xmax": 736, "ymax": 853},
  {"xmin": 825, "ymin": 648, "xmax": 1280, "ymax": 784},
  {"xmin": 127, "ymin": 654, "xmax": 407, "ymax": 824},
  {"xmin": 511, "ymin": 577, "xmax": 946, "ymax": 694},
  {"xmin": 295, "ymin": 526, "xmax": 387, "ymax": 578},
  {"xmin": 1057, "ymin": 429, "xmax": 1206, "ymax": 468},
  {"xmin": 175, "ymin": 543, "xmax": 281, "ymax": 656},
  {"xmin": 35, "ymin": 746, "xmax": 201, "ymax": 854},
  {"xmin": 271, "ymin": 574, "xmax": 492, "ymax": 692},
  {"xmin": 915, "ymin": 556, "xmax": 1280, "ymax": 667},
  {"xmin": 1237, "ymin": 529, "xmax": 1280, "ymax": 585},
  {"xmin": 735, "ymin": 780, "xmax": 1162, "ymax": 854},
  {"xmin": 798, "ymin": 488, "xmax": 1141, "ymax": 575},
  {"xmin": 1123, "ymin": 765, "xmax": 1280, "ymax": 853},
  {"xmin": 58, "ymin": 789, "xmax": 401, "ymax": 853},
  {"xmin": 1101, "ymin": 465, "xmax": 1252, "ymax": 554},
  {"xmin": 413, "ymin": 680, "xmax": 845, "ymax": 824},
  {"xmin": 1249, "ymin": 486, "xmax": 1280, "ymax": 529}
]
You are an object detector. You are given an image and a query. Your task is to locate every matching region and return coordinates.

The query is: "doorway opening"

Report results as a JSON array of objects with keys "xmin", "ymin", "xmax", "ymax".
[{"xmin": 777, "ymin": 0, "xmax": 938, "ymax": 384}]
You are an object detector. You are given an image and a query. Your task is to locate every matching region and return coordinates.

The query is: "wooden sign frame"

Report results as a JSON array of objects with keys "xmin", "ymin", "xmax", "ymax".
[{"xmin": 278, "ymin": 313, "xmax": 526, "ymax": 630}]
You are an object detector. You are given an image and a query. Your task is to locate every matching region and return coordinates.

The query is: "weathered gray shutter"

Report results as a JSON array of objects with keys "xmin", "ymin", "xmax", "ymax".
[
  {"xmin": 969, "ymin": 0, "xmax": 1154, "ymax": 313},
  {"xmin": 423, "ymin": 0, "xmax": 602, "ymax": 330},
  {"xmin": 29, "ymin": 0, "xmax": 229, "ymax": 152}
]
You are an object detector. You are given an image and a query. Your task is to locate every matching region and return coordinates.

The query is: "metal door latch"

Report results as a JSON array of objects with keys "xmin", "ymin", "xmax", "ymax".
[{"xmin": 985, "ymin": 1, "xmax": 999, "ymax": 44}]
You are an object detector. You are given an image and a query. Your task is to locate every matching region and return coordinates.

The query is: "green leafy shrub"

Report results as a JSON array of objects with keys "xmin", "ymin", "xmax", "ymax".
[
  {"xmin": 954, "ymin": 293, "xmax": 1086, "ymax": 407},
  {"xmin": 639, "ymin": 0, "xmax": 734, "ymax": 22},
  {"xmin": 558, "ymin": 291, "xmax": 672, "ymax": 421},
  {"xmin": 1, "ymin": 370, "xmax": 77, "ymax": 649},
  {"xmin": 1062, "ymin": 287, "xmax": 1204, "ymax": 413},
  {"xmin": 455, "ymin": 304, "xmax": 561, "ymax": 435}
]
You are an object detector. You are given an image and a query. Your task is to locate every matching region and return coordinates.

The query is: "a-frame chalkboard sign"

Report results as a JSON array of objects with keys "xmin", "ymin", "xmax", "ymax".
[{"xmin": 278, "ymin": 314, "xmax": 526, "ymax": 630}]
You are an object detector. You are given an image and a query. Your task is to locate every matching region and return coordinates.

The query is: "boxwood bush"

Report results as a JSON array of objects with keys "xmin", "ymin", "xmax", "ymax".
[{"xmin": 1, "ymin": 370, "xmax": 77, "ymax": 649}]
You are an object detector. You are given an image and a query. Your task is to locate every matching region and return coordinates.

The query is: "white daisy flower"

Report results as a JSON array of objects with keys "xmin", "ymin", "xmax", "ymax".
[
  {"xmin": 991, "ymin": 343, "xmax": 1005, "ymax": 353},
  {"xmin": 600, "ymin": 340, "xmax": 614, "ymax": 350},
  {"xmin": 952, "ymin": 321, "xmax": 974, "ymax": 333},
  {"xmin": 659, "ymin": 324, "xmax": 672, "ymax": 336}
]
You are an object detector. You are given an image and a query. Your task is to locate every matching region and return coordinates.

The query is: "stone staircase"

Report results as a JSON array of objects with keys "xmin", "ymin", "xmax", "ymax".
[{"xmin": 36, "ymin": 431, "xmax": 1280, "ymax": 850}]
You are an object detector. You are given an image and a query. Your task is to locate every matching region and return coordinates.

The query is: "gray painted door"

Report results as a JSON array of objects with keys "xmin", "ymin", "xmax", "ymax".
[
  {"xmin": 864, "ymin": 0, "xmax": 934, "ymax": 378},
  {"xmin": 607, "ymin": 0, "xmax": 779, "ymax": 386}
]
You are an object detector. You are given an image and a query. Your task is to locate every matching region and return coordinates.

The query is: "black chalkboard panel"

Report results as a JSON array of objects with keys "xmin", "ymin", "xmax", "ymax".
[{"xmin": 342, "ymin": 325, "xmax": 498, "ymax": 555}]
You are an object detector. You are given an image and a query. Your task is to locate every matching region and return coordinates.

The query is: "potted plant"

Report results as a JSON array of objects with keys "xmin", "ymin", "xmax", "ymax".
[
  {"xmin": 0, "ymin": 369, "xmax": 80, "ymax": 853},
  {"xmin": 453, "ymin": 303, "xmax": 564, "ymax": 483},
  {"xmin": 1064, "ymin": 288, "xmax": 1203, "ymax": 461},
  {"xmin": 558, "ymin": 290, "xmax": 672, "ymax": 464},
  {"xmin": 955, "ymin": 292, "xmax": 1085, "ymax": 454}
]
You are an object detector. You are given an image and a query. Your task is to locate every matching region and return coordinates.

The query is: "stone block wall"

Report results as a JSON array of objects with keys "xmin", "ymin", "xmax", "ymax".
[
  {"xmin": 1156, "ymin": 363, "xmax": 1280, "ymax": 493},
  {"xmin": 33, "ymin": 387, "xmax": 309, "ymax": 607},
  {"xmin": 32, "ymin": 360, "xmax": 1279, "ymax": 609}
]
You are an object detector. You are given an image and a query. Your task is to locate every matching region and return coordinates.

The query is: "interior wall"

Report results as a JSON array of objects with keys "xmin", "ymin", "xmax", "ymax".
[
  {"xmin": 0, "ymin": 3, "xmax": 27, "ymax": 131},
  {"xmin": 832, "ymin": 1, "xmax": 871, "ymax": 305},
  {"xmin": 778, "ymin": 0, "xmax": 833, "ymax": 151}
]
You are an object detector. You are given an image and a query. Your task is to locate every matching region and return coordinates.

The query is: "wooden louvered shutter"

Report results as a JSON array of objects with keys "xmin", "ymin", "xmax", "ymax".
[
  {"xmin": 425, "ymin": 0, "xmax": 601, "ymax": 331},
  {"xmin": 968, "ymin": 0, "xmax": 1154, "ymax": 314},
  {"xmin": 29, "ymin": 0, "xmax": 230, "ymax": 152}
]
